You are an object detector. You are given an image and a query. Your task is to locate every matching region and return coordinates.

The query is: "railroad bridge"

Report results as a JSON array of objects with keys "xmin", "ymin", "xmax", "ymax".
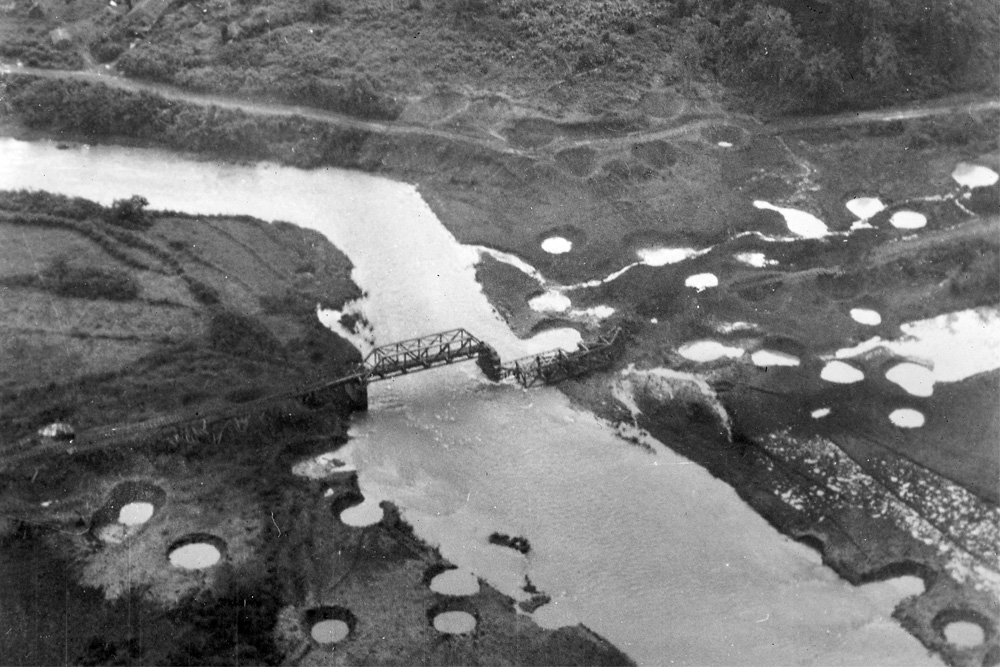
[
  {"xmin": 53, "ymin": 328, "xmax": 623, "ymax": 456},
  {"xmin": 304, "ymin": 327, "xmax": 623, "ymax": 411}
]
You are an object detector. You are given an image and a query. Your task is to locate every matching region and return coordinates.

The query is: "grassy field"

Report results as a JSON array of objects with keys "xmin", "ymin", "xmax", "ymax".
[
  {"xmin": 0, "ymin": 192, "xmax": 632, "ymax": 667},
  {"xmin": 0, "ymin": 190, "xmax": 361, "ymax": 443}
]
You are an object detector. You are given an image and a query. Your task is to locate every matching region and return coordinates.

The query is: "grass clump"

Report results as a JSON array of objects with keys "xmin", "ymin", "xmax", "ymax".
[
  {"xmin": 0, "ymin": 35, "xmax": 84, "ymax": 70},
  {"xmin": 11, "ymin": 257, "xmax": 143, "ymax": 302},
  {"xmin": 208, "ymin": 310, "xmax": 282, "ymax": 359}
]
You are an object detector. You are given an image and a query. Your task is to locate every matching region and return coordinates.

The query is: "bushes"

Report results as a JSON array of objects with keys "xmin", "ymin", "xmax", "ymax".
[
  {"xmin": 183, "ymin": 276, "xmax": 220, "ymax": 305},
  {"xmin": 107, "ymin": 195, "xmax": 151, "ymax": 230},
  {"xmin": 259, "ymin": 289, "xmax": 311, "ymax": 316},
  {"xmin": 0, "ymin": 190, "xmax": 104, "ymax": 221},
  {"xmin": 76, "ymin": 570, "xmax": 283, "ymax": 666},
  {"xmin": 117, "ymin": 28, "xmax": 402, "ymax": 120},
  {"xmin": 3, "ymin": 75, "xmax": 373, "ymax": 167},
  {"xmin": 287, "ymin": 75, "xmax": 402, "ymax": 121},
  {"xmin": 949, "ymin": 246, "xmax": 1000, "ymax": 303},
  {"xmin": 89, "ymin": 32, "xmax": 129, "ymax": 64},
  {"xmin": 0, "ymin": 207, "xmax": 155, "ymax": 271},
  {"xmin": 6, "ymin": 77, "xmax": 174, "ymax": 137},
  {"xmin": 0, "ymin": 36, "xmax": 84, "ymax": 69},
  {"xmin": 309, "ymin": 0, "xmax": 343, "ymax": 21},
  {"xmin": 208, "ymin": 311, "xmax": 281, "ymax": 358},
  {"xmin": 117, "ymin": 47, "xmax": 187, "ymax": 83},
  {"xmin": 685, "ymin": 0, "xmax": 999, "ymax": 113},
  {"xmin": 37, "ymin": 257, "xmax": 141, "ymax": 301}
]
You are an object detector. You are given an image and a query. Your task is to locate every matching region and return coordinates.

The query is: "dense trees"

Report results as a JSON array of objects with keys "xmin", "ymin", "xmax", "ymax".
[
  {"xmin": 3, "ymin": 0, "xmax": 995, "ymax": 121},
  {"xmin": 2, "ymin": 0, "xmax": 994, "ymax": 118},
  {"xmin": 108, "ymin": 196, "xmax": 151, "ymax": 230},
  {"xmin": 682, "ymin": 0, "xmax": 999, "ymax": 112},
  {"xmin": 3, "ymin": 76, "xmax": 372, "ymax": 169}
]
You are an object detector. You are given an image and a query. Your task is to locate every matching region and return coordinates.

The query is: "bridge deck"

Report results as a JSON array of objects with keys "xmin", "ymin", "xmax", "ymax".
[
  {"xmin": 500, "ymin": 328, "xmax": 621, "ymax": 387},
  {"xmin": 39, "ymin": 327, "xmax": 622, "ymax": 458},
  {"xmin": 363, "ymin": 328, "xmax": 491, "ymax": 380}
]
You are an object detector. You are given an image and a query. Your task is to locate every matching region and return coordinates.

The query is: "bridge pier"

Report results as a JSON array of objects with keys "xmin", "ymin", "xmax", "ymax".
[
  {"xmin": 477, "ymin": 344, "xmax": 504, "ymax": 382},
  {"xmin": 343, "ymin": 377, "xmax": 369, "ymax": 412},
  {"xmin": 301, "ymin": 376, "xmax": 368, "ymax": 412}
]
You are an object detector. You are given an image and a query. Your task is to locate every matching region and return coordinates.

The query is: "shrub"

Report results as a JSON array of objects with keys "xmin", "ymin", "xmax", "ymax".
[
  {"xmin": 0, "ymin": 37, "xmax": 84, "ymax": 69},
  {"xmin": 208, "ymin": 311, "xmax": 281, "ymax": 358},
  {"xmin": 0, "ymin": 190, "xmax": 104, "ymax": 220},
  {"xmin": 90, "ymin": 37, "xmax": 127, "ymax": 64},
  {"xmin": 183, "ymin": 276, "xmax": 220, "ymax": 305},
  {"xmin": 107, "ymin": 196, "xmax": 151, "ymax": 230},
  {"xmin": 689, "ymin": 0, "xmax": 999, "ymax": 113},
  {"xmin": 40, "ymin": 258, "xmax": 140, "ymax": 301},
  {"xmin": 309, "ymin": 0, "xmax": 342, "ymax": 22},
  {"xmin": 867, "ymin": 120, "xmax": 905, "ymax": 137}
]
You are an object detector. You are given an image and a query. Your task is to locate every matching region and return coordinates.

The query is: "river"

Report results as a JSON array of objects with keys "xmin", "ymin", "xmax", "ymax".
[{"xmin": 0, "ymin": 137, "xmax": 940, "ymax": 666}]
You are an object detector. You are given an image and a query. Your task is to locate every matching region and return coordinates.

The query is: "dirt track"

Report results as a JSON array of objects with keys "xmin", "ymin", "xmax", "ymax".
[{"xmin": 4, "ymin": 63, "xmax": 998, "ymax": 155}]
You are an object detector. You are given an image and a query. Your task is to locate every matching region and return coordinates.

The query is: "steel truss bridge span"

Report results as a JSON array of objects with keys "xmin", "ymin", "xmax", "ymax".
[
  {"xmin": 37, "ymin": 327, "xmax": 622, "ymax": 459},
  {"xmin": 313, "ymin": 326, "xmax": 622, "ymax": 391},
  {"xmin": 361, "ymin": 328, "xmax": 496, "ymax": 382}
]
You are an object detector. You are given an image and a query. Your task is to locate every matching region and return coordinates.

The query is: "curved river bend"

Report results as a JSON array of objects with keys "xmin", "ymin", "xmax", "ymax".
[{"xmin": 0, "ymin": 138, "xmax": 939, "ymax": 666}]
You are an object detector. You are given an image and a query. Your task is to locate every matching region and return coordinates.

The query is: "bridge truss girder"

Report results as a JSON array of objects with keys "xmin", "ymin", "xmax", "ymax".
[
  {"xmin": 501, "ymin": 328, "xmax": 621, "ymax": 388},
  {"xmin": 362, "ymin": 328, "xmax": 493, "ymax": 381}
]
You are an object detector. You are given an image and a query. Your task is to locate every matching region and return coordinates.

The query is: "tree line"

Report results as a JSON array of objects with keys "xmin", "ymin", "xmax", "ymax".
[
  {"xmin": 2, "ymin": 75, "xmax": 373, "ymax": 169},
  {"xmin": 675, "ymin": 0, "xmax": 998, "ymax": 113}
]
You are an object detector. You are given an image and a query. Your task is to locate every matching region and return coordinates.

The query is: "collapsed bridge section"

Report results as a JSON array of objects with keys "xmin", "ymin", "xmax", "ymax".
[
  {"xmin": 355, "ymin": 326, "xmax": 622, "ymax": 389},
  {"xmin": 497, "ymin": 328, "xmax": 623, "ymax": 388},
  {"xmin": 51, "ymin": 327, "xmax": 623, "ymax": 457},
  {"xmin": 305, "ymin": 326, "xmax": 622, "ymax": 411}
]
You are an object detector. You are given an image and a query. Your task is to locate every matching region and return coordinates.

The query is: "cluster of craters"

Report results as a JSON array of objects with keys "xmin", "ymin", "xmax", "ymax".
[{"xmin": 90, "ymin": 481, "xmax": 228, "ymax": 569}]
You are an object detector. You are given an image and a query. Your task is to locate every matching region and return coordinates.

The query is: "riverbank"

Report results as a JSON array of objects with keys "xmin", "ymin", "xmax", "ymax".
[
  {"xmin": 1, "ymin": 71, "xmax": 998, "ymax": 665},
  {"xmin": 0, "ymin": 191, "xmax": 633, "ymax": 665}
]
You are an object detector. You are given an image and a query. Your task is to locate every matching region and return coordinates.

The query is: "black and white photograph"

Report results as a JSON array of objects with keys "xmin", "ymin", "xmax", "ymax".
[{"xmin": 0, "ymin": 1, "xmax": 997, "ymax": 665}]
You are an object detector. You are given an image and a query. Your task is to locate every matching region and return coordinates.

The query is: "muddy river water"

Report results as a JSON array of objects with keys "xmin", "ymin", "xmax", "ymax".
[{"xmin": 0, "ymin": 138, "xmax": 942, "ymax": 665}]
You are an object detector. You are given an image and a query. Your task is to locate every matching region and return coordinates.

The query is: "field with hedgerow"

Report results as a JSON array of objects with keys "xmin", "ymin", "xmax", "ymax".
[{"xmin": 0, "ymin": 190, "xmax": 361, "ymax": 443}]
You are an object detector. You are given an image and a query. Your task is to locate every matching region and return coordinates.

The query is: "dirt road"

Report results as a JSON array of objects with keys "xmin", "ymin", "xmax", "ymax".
[{"xmin": 4, "ymin": 63, "xmax": 997, "ymax": 156}]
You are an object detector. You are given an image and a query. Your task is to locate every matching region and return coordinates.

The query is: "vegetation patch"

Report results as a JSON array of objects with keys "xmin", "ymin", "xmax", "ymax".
[
  {"xmin": 208, "ymin": 310, "xmax": 282, "ymax": 359},
  {"xmin": 162, "ymin": 568, "xmax": 283, "ymax": 665},
  {"xmin": 2, "ymin": 76, "xmax": 373, "ymax": 168},
  {"xmin": 679, "ymin": 1, "xmax": 999, "ymax": 114},
  {"xmin": 3, "ymin": 256, "xmax": 141, "ymax": 301},
  {"xmin": 555, "ymin": 146, "xmax": 598, "ymax": 178},
  {"xmin": 0, "ymin": 34, "xmax": 83, "ymax": 69},
  {"xmin": 630, "ymin": 140, "xmax": 678, "ymax": 169},
  {"xmin": 0, "ymin": 190, "xmax": 362, "ymax": 444}
]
